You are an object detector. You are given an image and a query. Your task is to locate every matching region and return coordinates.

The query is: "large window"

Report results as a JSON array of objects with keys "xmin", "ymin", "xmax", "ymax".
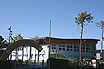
[
  {"xmin": 86, "ymin": 43, "xmax": 90, "ymax": 53},
  {"xmin": 66, "ymin": 44, "xmax": 73, "ymax": 51},
  {"xmin": 91, "ymin": 43, "xmax": 96, "ymax": 50},
  {"xmin": 74, "ymin": 44, "xmax": 79, "ymax": 52},
  {"xmin": 82, "ymin": 44, "xmax": 85, "ymax": 52},
  {"xmin": 59, "ymin": 44, "xmax": 65, "ymax": 51},
  {"xmin": 51, "ymin": 44, "xmax": 56, "ymax": 52}
]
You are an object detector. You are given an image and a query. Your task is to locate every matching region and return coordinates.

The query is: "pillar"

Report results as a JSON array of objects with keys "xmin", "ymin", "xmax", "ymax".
[
  {"xmin": 10, "ymin": 54, "xmax": 12, "ymax": 61},
  {"xmin": 22, "ymin": 46, "xmax": 24, "ymax": 61},
  {"xmin": 15, "ymin": 48, "xmax": 17, "ymax": 60},
  {"xmin": 37, "ymin": 51, "xmax": 39, "ymax": 62},
  {"xmin": 29, "ymin": 46, "xmax": 31, "ymax": 61}
]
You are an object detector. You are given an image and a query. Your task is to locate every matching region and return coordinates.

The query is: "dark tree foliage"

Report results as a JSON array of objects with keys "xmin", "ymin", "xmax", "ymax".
[
  {"xmin": 75, "ymin": 11, "xmax": 93, "ymax": 25},
  {"xmin": 0, "ymin": 35, "xmax": 6, "ymax": 44}
]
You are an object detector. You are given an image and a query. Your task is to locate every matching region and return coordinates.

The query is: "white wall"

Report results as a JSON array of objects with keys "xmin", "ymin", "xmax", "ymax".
[{"xmin": 10, "ymin": 45, "xmax": 49, "ymax": 62}]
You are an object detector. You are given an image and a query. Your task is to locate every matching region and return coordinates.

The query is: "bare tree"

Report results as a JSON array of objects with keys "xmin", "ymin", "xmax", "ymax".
[{"xmin": 96, "ymin": 21, "xmax": 104, "ymax": 57}]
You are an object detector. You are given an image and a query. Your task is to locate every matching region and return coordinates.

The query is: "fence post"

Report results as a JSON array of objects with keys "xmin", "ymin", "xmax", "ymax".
[
  {"xmin": 42, "ymin": 60, "xmax": 44, "ymax": 69},
  {"xmin": 34, "ymin": 60, "xmax": 36, "ymax": 69},
  {"xmin": 48, "ymin": 60, "xmax": 50, "ymax": 69},
  {"xmin": 19, "ymin": 60, "xmax": 21, "ymax": 69},
  {"xmin": 26, "ymin": 60, "xmax": 28, "ymax": 65},
  {"xmin": 13, "ymin": 60, "xmax": 16, "ymax": 69},
  {"xmin": 37, "ymin": 51, "xmax": 39, "ymax": 62}
]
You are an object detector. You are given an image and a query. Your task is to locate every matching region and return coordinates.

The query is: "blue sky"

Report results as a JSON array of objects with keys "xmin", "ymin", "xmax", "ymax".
[{"xmin": 0, "ymin": 0, "xmax": 104, "ymax": 49}]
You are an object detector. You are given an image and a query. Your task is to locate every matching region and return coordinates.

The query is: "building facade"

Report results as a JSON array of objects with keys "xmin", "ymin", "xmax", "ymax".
[
  {"xmin": 40, "ymin": 37, "xmax": 99, "ymax": 60},
  {"xmin": 8, "ymin": 37, "xmax": 99, "ymax": 62}
]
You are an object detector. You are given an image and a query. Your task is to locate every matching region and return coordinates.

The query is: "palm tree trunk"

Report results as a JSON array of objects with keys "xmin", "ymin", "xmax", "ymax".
[
  {"xmin": 101, "ymin": 23, "xmax": 103, "ymax": 57},
  {"xmin": 80, "ymin": 23, "xmax": 83, "ymax": 61}
]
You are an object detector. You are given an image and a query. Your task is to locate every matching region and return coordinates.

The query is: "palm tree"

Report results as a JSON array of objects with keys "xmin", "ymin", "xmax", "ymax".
[{"xmin": 75, "ymin": 11, "xmax": 93, "ymax": 61}]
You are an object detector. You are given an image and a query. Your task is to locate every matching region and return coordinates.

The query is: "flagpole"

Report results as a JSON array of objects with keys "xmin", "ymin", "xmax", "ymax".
[
  {"xmin": 8, "ymin": 26, "xmax": 12, "ymax": 60},
  {"xmin": 48, "ymin": 20, "xmax": 51, "ymax": 69},
  {"xmin": 49, "ymin": 20, "xmax": 51, "ymax": 58},
  {"xmin": 8, "ymin": 26, "xmax": 11, "ymax": 44}
]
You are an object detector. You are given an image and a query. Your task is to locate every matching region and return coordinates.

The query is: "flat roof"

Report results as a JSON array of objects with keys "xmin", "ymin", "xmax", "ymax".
[
  {"xmin": 39, "ymin": 37, "xmax": 99, "ymax": 44},
  {"xmin": 44, "ymin": 37, "xmax": 100, "ymax": 40}
]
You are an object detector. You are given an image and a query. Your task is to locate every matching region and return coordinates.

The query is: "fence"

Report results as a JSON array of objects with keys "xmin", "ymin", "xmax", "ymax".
[{"xmin": 0, "ymin": 60, "xmax": 48, "ymax": 69}]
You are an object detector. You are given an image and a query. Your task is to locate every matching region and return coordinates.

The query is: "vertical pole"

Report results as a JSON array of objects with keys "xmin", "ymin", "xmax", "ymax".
[
  {"xmin": 16, "ymin": 48, "xmax": 17, "ymax": 60},
  {"xmin": 14, "ymin": 60, "xmax": 16, "ymax": 69},
  {"xmin": 8, "ymin": 26, "xmax": 11, "ymax": 45},
  {"xmin": 37, "ymin": 51, "xmax": 39, "ymax": 62},
  {"xmin": 42, "ymin": 60, "xmax": 44, "ymax": 69},
  {"xmin": 26, "ymin": 47, "xmax": 28, "ymax": 60},
  {"xmin": 101, "ymin": 22, "xmax": 104, "ymax": 57},
  {"xmin": 48, "ymin": 20, "xmax": 51, "ymax": 69},
  {"xmin": 80, "ymin": 23, "xmax": 83, "ymax": 61},
  {"xmin": 34, "ymin": 60, "xmax": 36, "ymax": 68},
  {"xmin": 49, "ymin": 20, "xmax": 51, "ymax": 58},
  {"xmin": 22, "ymin": 46, "xmax": 24, "ymax": 61},
  {"xmin": 29, "ymin": 46, "xmax": 31, "ymax": 61},
  {"xmin": 10, "ymin": 52, "xmax": 12, "ymax": 61},
  {"xmin": 35, "ymin": 48, "xmax": 36, "ymax": 61},
  {"xmin": 19, "ymin": 60, "xmax": 20, "ymax": 69}
]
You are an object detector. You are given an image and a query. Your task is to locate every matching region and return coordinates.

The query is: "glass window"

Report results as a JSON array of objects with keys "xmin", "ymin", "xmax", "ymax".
[
  {"xmin": 83, "ymin": 50, "xmax": 85, "ymax": 52},
  {"xmin": 86, "ymin": 50, "xmax": 88, "ymax": 52},
  {"xmin": 59, "ymin": 45, "xmax": 62, "ymax": 47},
  {"xmin": 74, "ymin": 49, "xmax": 76, "ymax": 52},
  {"xmin": 52, "ymin": 44, "xmax": 56, "ymax": 46},
  {"xmin": 70, "ymin": 46, "xmax": 72, "ymax": 48},
  {"xmin": 67, "ymin": 49, "xmax": 69, "ymax": 51},
  {"xmin": 59, "ymin": 48, "xmax": 61, "ymax": 50},
  {"xmin": 67, "ymin": 45, "xmax": 69, "ymax": 48},
  {"xmin": 77, "ymin": 49, "xmax": 79, "ymax": 52},
  {"xmin": 59, "ymin": 44, "xmax": 65, "ymax": 51},
  {"xmin": 70, "ymin": 49, "xmax": 72, "ymax": 51},
  {"xmin": 63, "ymin": 45, "xmax": 65, "ymax": 47},
  {"xmin": 74, "ymin": 46, "xmax": 76, "ymax": 48},
  {"xmin": 52, "ymin": 47, "xmax": 56, "ymax": 49},
  {"xmin": 63, "ymin": 48, "xmax": 65, "ymax": 51}
]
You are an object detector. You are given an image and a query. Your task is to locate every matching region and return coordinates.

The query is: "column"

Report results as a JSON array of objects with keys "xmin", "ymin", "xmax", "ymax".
[
  {"xmin": 22, "ymin": 46, "xmax": 24, "ymax": 61},
  {"xmin": 10, "ymin": 53, "xmax": 12, "ymax": 61},
  {"xmin": 15, "ymin": 48, "xmax": 17, "ymax": 60},
  {"xmin": 56, "ymin": 44, "xmax": 58, "ymax": 58},
  {"xmin": 37, "ymin": 51, "xmax": 39, "ymax": 62},
  {"xmin": 29, "ymin": 46, "xmax": 31, "ymax": 61}
]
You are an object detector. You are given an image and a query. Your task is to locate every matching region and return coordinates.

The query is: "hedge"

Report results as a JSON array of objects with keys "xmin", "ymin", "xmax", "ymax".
[{"xmin": 47, "ymin": 58, "xmax": 81, "ymax": 69}]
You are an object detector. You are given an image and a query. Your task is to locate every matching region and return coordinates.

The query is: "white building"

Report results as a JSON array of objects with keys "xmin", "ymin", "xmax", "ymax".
[{"xmin": 9, "ymin": 37, "xmax": 99, "ymax": 62}]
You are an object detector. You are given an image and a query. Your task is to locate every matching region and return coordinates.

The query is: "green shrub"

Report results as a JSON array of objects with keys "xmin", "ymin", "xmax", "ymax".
[{"xmin": 48, "ymin": 57, "xmax": 81, "ymax": 69}]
